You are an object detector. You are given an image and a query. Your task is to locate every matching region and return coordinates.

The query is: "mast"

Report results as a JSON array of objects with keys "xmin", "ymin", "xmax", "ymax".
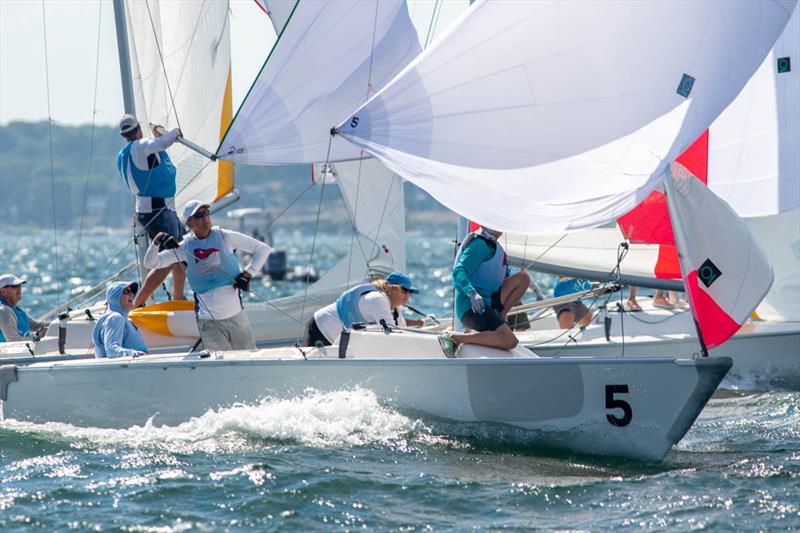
[
  {"xmin": 113, "ymin": 0, "xmax": 135, "ymax": 115},
  {"xmin": 113, "ymin": 0, "xmax": 147, "ymax": 287}
]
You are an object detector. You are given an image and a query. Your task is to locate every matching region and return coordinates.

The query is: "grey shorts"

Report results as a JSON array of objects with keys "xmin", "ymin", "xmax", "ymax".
[
  {"xmin": 553, "ymin": 301, "xmax": 590, "ymax": 321},
  {"xmin": 198, "ymin": 310, "xmax": 256, "ymax": 351},
  {"xmin": 137, "ymin": 209, "xmax": 185, "ymax": 240}
]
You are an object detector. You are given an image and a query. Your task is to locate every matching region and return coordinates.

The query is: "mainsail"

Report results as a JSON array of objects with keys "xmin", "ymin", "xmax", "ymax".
[
  {"xmin": 123, "ymin": 0, "xmax": 234, "ymax": 211},
  {"xmin": 338, "ymin": 0, "xmax": 796, "ymax": 234}
]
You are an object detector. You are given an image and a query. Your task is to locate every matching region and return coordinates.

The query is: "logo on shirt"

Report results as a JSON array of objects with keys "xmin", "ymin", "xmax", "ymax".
[{"xmin": 193, "ymin": 248, "xmax": 220, "ymax": 261}]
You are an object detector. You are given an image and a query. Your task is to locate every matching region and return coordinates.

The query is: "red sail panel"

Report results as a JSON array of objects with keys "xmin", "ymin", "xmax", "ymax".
[
  {"xmin": 684, "ymin": 270, "xmax": 741, "ymax": 349},
  {"xmin": 654, "ymin": 244, "xmax": 681, "ymax": 279},
  {"xmin": 616, "ymin": 130, "xmax": 710, "ymax": 246}
]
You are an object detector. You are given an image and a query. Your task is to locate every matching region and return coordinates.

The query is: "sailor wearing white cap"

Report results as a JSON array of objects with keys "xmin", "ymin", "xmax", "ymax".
[
  {"xmin": 0, "ymin": 274, "xmax": 48, "ymax": 343},
  {"xmin": 143, "ymin": 200, "xmax": 273, "ymax": 351}
]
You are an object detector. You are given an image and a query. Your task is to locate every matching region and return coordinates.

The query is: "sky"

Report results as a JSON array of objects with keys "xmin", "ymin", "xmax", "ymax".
[{"xmin": 0, "ymin": 0, "xmax": 468, "ymax": 127}]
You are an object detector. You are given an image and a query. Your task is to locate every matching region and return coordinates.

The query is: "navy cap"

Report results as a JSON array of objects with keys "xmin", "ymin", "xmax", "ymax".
[{"xmin": 385, "ymin": 272, "xmax": 419, "ymax": 294}]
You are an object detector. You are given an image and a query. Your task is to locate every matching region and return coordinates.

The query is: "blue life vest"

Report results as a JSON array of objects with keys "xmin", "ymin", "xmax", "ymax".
[
  {"xmin": 117, "ymin": 142, "xmax": 177, "ymax": 198},
  {"xmin": 335, "ymin": 283, "xmax": 378, "ymax": 330},
  {"xmin": 183, "ymin": 228, "xmax": 242, "ymax": 294},
  {"xmin": 0, "ymin": 299, "xmax": 31, "ymax": 342},
  {"xmin": 455, "ymin": 232, "xmax": 508, "ymax": 296},
  {"xmin": 554, "ymin": 278, "xmax": 592, "ymax": 298}
]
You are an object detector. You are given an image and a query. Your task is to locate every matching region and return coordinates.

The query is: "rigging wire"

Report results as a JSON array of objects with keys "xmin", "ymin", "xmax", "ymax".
[
  {"xmin": 296, "ymin": 135, "xmax": 335, "ymax": 340},
  {"xmin": 423, "ymin": 0, "xmax": 443, "ymax": 49},
  {"xmin": 40, "ymin": 0, "xmax": 62, "ymax": 310},
  {"xmin": 345, "ymin": 0, "xmax": 384, "ymax": 286},
  {"xmin": 72, "ymin": 1, "xmax": 104, "ymax": 281}
]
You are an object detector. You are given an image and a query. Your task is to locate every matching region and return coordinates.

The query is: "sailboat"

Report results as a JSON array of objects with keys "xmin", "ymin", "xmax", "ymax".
[
  {"xmin": 501, "ymin": 8, "xmax": 800, "ymax": 390},
  {"xmin": 0, "ymin": 0, "xmax": 419, "ymax": 360},
  {"xmin": 1, "ymin": 0, "xmax": 795, "ymax": 461}
]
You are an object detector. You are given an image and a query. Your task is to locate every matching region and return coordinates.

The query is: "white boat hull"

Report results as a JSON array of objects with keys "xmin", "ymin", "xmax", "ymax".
[
  {"xmin": 0, "ymin": 331, "xmax": 731, "ymax": 461},
  {"xmin": 519, "ymin": 303, "xmax": 800, "ymax": 391}
]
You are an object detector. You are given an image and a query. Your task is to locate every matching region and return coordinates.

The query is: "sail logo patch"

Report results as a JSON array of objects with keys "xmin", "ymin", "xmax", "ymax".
[
  {"xmin": 698, "ymin": 258, "xmax": 721, "ymax": 288},
  {"xmin": 676, "ymin": 73, "xmax": 695, "ymax": 98},
  {"xmin": 777, "ymin": 56, "xmax": 791, "ymax": 73}
]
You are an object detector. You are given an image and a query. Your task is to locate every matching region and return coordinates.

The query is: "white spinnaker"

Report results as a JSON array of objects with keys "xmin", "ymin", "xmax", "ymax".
[
  {"xmin": 125, "ymin": 0, "xmax": 234, "ymax": 211},
  {"xmin": 747, "ymin": 208, "xmax": 800, "ymax": 321},
  {"xmin": 664, "ymin": 165, "xmax": 773, "ymax": 349},
  {"xmin": 707, "ymin": 6, "xmax": 800, "ymax": 217},
  {"xmin": 339, "ymin": 0, "xmax": 796, "ymax": 234},
  {"xmin": 218, "ymin": 0, "xmax": 421, "ymax": 165}
]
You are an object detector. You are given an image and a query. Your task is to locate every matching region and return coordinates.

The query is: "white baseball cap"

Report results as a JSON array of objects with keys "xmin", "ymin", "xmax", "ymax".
[
  {"xmin": 119, "ymin": 114, "xmax": 140, "ymax": 134},
  {"xmin": 0, "ymin": 274, "xmax": 26, "ymax": 288},
  {"xmin": 181, "ymin": 200, "xmax": 211, "ymax": 223}
]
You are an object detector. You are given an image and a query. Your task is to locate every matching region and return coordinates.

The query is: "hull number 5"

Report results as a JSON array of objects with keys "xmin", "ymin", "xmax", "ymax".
[{"xmin": 605, "ymin": 384, "xmax": 632, "ymax": 427}]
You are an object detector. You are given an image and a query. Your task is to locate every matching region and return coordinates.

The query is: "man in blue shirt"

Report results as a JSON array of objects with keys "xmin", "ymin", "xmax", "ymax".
[
  {"xmin": 117, "ymin": 114, "xmax": 186, "ymax": 307},
  {"xmin": 0, "ymin": 274, "xmax": 47, "ymax": 343},
  {"xmin": 442, "ymin": 227, "xmax": 530, "ymax": 355}
]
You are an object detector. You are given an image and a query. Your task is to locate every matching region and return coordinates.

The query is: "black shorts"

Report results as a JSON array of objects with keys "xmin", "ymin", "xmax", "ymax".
[
  {"xmin": 553, "ymin": 301, "xmax": 590, "ymax": 321},
  {"xmin": 461, "ymin": 292, "xmax": 505, "ymax": 332},
  {"xmin": 137, "ymin": 209, "xmax": 185, "ymax": 240},
  {"xmin": 304, "ymin": 317, "xmax": 332, "ymax": 347}
]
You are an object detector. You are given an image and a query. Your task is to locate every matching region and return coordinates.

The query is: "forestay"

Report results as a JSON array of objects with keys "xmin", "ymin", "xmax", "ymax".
[
  {"xmin": 218, "ymin": 0, "xmax": 421, "ymax": 165},
  {"xmin": 339, "ymin": 0, "xmax": 796, "ymax": 234},
  {"xmin": 124, "ymin": 0, "xmax": 234, "ymax": 210},
  {"xmin": 664, "ymin": 164, "xmax": 773, "ymax": 349}
]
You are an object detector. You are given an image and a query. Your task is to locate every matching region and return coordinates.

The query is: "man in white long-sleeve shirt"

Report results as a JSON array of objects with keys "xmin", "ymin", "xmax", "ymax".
[
  {"xmin": 144, "ymin": 200, "xmax": 272, "ymax": 350},
  {"xmin": 117, "ymin": 114, "xmax": 186, "ymax": 307}
]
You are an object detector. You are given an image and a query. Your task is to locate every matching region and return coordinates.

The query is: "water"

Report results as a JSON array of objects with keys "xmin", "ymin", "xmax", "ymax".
[{"xmin": 1, "ymin": 230, "xmax": 799, "ymax": 530}]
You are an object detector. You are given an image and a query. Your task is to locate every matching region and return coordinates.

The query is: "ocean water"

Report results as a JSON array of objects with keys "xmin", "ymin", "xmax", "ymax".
[{"xmin": 1, "ymin": 230, "xmax": 799, "ymax": 530}]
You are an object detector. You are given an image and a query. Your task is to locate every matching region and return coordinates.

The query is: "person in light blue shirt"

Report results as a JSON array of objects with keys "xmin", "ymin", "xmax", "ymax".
[
  {"xmin": 0, "ymin": 273, "xmax": 47, "ymax": 343},
  {"xmin": 92, "ymin": 281, "xmax": 148, "ymax": 358},
  {"xmin": 442, "ymin": 227, "xmax": 530, "ymax": 355},
  {"xmin": 552, "ymin": 277, "xmax": 593, "ymax": 329}
]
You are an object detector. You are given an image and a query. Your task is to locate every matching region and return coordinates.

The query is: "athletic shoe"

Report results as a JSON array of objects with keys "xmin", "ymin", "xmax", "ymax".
[{"xmin": 438, "ymin": 333, "xmax": 458, "ymax": 359}]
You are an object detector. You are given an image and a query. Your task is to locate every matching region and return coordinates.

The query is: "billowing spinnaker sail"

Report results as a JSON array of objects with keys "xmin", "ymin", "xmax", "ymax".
[
  {"xmin": 339, "ymin": 0, "xmax": 796, "ymax": 234},
  {"xmin": 254, "ymin": 0, "xmax": 295, "ymax": 35},
  {"xmin": 747, "ymin": 208, "xmax": 800, "ymax": 322},
  {"xmin": 218, "ymin": 0, "xmax": 421, "ymax": 165},
  {"xmin": 707, "ymin": 6, "xmax": 800, "ymax": 217},
  {"xmin": 124, "ymin": 0, "xmax": 234, "ymax": 210},
  {"xmin": 665, "ymin": 165, "xmax": 773, "ymax": 349},
  {"xmin": 315, "ymin": 160, "xmax": 406, "ymax": 273}
]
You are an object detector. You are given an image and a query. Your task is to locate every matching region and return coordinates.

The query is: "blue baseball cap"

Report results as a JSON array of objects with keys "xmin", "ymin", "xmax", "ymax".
[{"xmin": 385, "ymin": 272, "xmax": 419, "ymax": 293}]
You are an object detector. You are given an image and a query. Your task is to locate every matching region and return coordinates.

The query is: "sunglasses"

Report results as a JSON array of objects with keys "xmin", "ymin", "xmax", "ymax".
[
  {"xmin": 123, "ymin": 286, "xmax": 136, "ymax": 295},
  {"xmin": 401, "ymin": 287, "xmax": 415, "ymax": 294},
  {"xmin": 191, "ymin": 209, "xmax": 211, "ymax": 220}
]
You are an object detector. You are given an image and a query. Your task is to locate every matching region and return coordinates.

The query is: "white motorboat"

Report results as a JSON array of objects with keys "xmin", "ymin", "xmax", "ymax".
[{"xmin": 0, "ymin": 328, "xmax": 732, "ymax": 462}]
